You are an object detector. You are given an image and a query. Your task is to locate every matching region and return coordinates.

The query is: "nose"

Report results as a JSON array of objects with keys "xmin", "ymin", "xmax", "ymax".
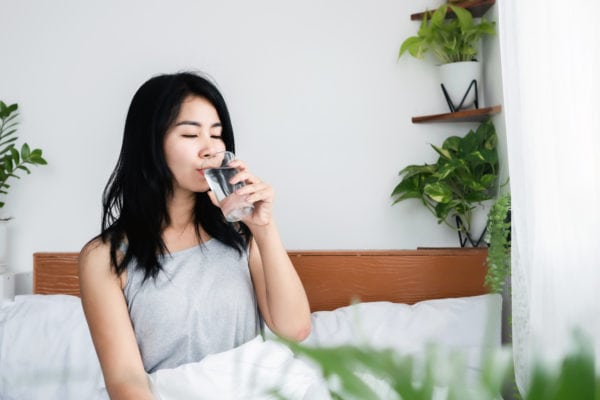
[
  {"xmin": 200, "ymin": 149, "xmax": 214, "ymax": 159},
  {"xmin": 199, "ymin": 142, "xmax": 223, "ymax": 159}
]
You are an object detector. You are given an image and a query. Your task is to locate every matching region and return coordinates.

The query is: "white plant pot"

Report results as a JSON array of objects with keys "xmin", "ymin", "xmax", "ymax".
[
  {"xmin": 0, "ymin": 220, "xmax": 8, "ymax": 273},
  {"xmin": 471, "ymin": 199, "xmax": 494, "ymax": 241},
  {"xmin": 438, "ymin": 61, "xmax": 482, "ymax": 111},
  {"xmin": 456, "ymin": 199, "xmax": 493, "ymax": 247}
]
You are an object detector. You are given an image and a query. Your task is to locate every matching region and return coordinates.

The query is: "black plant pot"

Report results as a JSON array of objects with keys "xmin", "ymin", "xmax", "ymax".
[{"xmin": 455, "ymin": 215, "xmax": 488, "ymax": 248}]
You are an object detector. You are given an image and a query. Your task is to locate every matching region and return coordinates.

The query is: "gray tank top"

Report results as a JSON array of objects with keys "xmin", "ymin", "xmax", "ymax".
[{"xmin": 123, "ymin": 239, "xmax": 262, "ymax": 373}]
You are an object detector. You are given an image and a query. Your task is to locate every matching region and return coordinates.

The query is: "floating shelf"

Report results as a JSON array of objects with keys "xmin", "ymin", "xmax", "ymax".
[
  {"xmin": 410, "ymin": 0, "xmax": 496, "ymax": 21},
  {"xmin": 411, "ymin": 105, "xmax": 502, "ymax": 124}
]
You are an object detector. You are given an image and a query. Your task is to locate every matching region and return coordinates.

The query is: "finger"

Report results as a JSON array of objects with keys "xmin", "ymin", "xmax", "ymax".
[
  {"xmin": 235, "ymin": 181, "xmax": 270, "ymax": 196},
  {"xmin": 243, "ymin": 186, "xmax": 275, "ymax": 204},
  {"xmin": 227, "ymin": 159, "xmax": 246, "ymax": 171},
  {"xmin": 230, "ymin": 170, "xmax": 259, "ymax": 185}
]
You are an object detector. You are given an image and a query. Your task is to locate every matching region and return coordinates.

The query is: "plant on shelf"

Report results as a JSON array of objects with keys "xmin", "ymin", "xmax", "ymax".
[
  {"xmin": 484, "ymin": 192, "xmax": 511, "ymax": 294},
  {"xmin": 398, "ymin": 3, "xmax": 496, "ymax": 64},
  {"xmin": 0, "ymin": 101, "xmax": 48, "ymax": 217},
  {"xmin": 398, "ymin": 3, "xmax": 496, "ymax": 112},
  {"xmin": 391, "ymin": 118, "xmax": 499, "ymax": 247}
]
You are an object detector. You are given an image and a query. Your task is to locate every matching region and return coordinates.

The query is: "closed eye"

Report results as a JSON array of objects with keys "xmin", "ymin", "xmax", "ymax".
[{"xmin": 181, "ymin": 134, "xmax": 197, "ymax": 138}]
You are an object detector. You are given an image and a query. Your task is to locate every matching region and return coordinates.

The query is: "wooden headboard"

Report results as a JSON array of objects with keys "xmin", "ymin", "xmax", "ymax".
[{"xmin": 33, "ymin": 248, "xmax": 489, "ymax": 312}]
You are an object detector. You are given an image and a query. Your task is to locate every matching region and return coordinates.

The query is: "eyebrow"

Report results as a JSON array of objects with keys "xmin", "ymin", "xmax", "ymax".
[{"xmin": 174, "ymin": 121, "xmax": 222, "ymax": 128}]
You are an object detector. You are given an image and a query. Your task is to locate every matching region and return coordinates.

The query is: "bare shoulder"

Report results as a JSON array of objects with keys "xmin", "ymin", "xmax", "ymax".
[
  {"xmin": 80, "ymin": 237, "xmax": 109, "ymax": 261},
  {"xmin": 79, "ymin": 237, "xmax": 123, "ymax": 289},
  {"xmin": 79, "ymin": 238, "xmax": 111, "ymax": 274}
]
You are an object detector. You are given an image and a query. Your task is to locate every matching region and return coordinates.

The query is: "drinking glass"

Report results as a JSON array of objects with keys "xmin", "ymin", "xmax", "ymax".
[{"xmin": 202, "ymin": 151, "xmax": 254, "ymax": 222}]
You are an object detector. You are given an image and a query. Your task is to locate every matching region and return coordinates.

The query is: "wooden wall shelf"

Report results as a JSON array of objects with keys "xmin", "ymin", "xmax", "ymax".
[
  {"xmin": 410, "ymin": 0, "xmax": 496, "ymax": 21},
  {"xmin": 411, "ymin": 105, "xmax": 502, "ymax": 124}
]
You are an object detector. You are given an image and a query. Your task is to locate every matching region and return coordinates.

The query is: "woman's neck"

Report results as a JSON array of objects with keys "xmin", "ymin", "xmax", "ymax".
[
  {"xmin": 166, "ymin": 190, "xmax": 195, "ymax": 228},
  {"xmin": 163, "ymin": 191, "xmax": 204, "ymax": 251}
]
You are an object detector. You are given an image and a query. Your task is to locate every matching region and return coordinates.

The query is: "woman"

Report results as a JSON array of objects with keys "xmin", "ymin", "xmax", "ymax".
[{"xmin": 79, "ymin": 72, "xmax": 311, "ymax": 399}]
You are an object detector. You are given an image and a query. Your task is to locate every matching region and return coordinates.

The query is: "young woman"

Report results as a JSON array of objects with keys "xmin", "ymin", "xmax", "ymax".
[{"xmin": 79, "ymin": 72, "xmax": 311, "ymax": 399}]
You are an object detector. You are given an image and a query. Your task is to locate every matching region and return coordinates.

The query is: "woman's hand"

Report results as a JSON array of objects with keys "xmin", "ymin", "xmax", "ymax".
[{"xmin": 207, "ymin": 158, "xmax": 274, "ymax": 227}]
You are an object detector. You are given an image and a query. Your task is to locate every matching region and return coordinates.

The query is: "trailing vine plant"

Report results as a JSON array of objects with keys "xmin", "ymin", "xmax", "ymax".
[{"xmin": 484, "ymin": 192, "xmax": 511, "ymax": 294}]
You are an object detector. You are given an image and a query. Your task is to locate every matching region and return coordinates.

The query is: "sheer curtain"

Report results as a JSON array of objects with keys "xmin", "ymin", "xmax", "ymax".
[{"xmin": 497, "ymin": 0, "xmax": 600, "ymax": 392}]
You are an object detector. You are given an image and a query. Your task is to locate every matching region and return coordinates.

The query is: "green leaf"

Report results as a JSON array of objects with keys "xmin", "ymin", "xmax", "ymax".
[
  {"xmin": 399, "ymin": 36, "xmax": 425, "ymax": 59},
  {"xmin": 435, "ymin": 159, "xmax": 459, "ymax": 180},
  {"xmin": 2, "ymin": 113, "xmax": 19, "ymax": 125},
  {"xmin": 431, "ymin": 144, "xmax": 452, "ymax": 160},
  {"xmin": 392, "ymin": 192, "xmax": 423, "ymax": 204},
  {"xmin": 391, "ymin": 176, "xmax": 419, "ymax": 196},
  {"xmin": 430, "ymin": 4, "xmax": 448, "ymax": 27},
  {"xmin": 0, "ymin": 138, "xmax": 18, "ymax": 152},
  {"xmin": 0, "ymin": 128, "xmax": 18, "ymax": 140},
  {"xmin": 0, "ymin": 102, "xmax": 18, "ymax": 120},
  {"xmin": 21, "ymin": 143, "xmax": 31, "ymax": 159},
  {"xmin": 441, "ymin": 136, "xmax": 461, "ymax": 153},
  {"xmin": 3, "ymin": 154, "xmax": 13, "ymax": 173},
  {"xmin": 398, "ymin": 164, "xmax": 436, "ymax": 180},
  {"xmin": 449, "ymin": 5, "xmax": 474, "ymax": 31},
  {"xmin": 480, "ymin": 173, "xmax": 498, "ymax": 188},
  {"xmin": 27, "ymin": 148, "xmax": 48, "ymax": 165},
  {"xmin": 17, "ymin": 165, "xmax": 31, "ymax": 174},
  {"xmin": 10, "ymin": 146, "xmax": 20, "ymax": 165},
  {"xmin": 434, "ymin": 201, "xmax": 454, "ymax": 222},
  {"xmin": 424, "ymin": 181, "xmax": 452, "ymax": 203}
]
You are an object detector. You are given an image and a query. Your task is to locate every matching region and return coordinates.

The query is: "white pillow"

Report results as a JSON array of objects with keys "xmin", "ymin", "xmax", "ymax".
[
  {"xmin": 0, "ymin": 294, "xmax": 107, "ymax": 400},
  {"xmin": 304, "ymin": 294, "xmax": 501, "ymax": 349},
  {"xmin": 286, "ymin": 293, "xmax": 503, "ymax": 381}
]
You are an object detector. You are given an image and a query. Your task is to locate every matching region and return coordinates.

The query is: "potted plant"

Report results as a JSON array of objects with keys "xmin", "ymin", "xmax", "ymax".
[
  {"xmin": 391, "ymin": 118, "xmax": 499, "ymax": 247},
  {"xmin": 398, "ymin": 3, "xmax": 496, "ymax": 111},
  {"xmin": 0, "ymin": 100, "xmax": 47, "ymax": 270},
  {"xmin": 484, "ymin": 192, "xmax": 511, "ymax": 294}
]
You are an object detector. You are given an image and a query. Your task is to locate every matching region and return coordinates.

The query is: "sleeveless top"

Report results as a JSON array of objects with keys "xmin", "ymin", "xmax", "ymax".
[{"xmin": 123, "ymin": 239, "xmax": 262, "ymax": 373}]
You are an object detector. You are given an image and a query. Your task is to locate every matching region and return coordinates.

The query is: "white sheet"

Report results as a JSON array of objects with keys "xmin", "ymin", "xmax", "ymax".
[
  {"xmin": 149, "ymin": 336, "xmax": 330, "ymax": 400},
  {"xmin": 0, "ymin": 295, "xmax": 106, "ymax": 400}
]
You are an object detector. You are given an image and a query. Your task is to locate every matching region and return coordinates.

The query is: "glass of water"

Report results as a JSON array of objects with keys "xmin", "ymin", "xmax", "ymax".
[{"xmin": 202, "ymin": 151, "xmax": 254, "ymax": 222}]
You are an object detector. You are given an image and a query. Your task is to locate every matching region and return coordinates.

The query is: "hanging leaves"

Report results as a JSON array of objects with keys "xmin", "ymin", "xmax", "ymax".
[{"xmin": 0, "ymin": 101, "xmax": 48, "ymax": 209}]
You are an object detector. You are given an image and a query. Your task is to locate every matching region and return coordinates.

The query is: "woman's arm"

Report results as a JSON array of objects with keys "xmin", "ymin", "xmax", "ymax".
[
  {"xmin": 79, "ymin": 240, "xmax": 154, "ymax": 400},
  {"xmin": 248, "ymin": 224, "xmax": 312, "ymax": 341},
  {"xmin": 226, "ymin": 158, "xmax": 311, "ymax": 341}
]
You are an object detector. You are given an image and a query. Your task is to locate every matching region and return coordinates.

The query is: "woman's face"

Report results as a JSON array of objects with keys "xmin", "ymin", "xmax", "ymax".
[{"xmin": 163, "ymin": 95, "xmax": 226, "ymax": 195}]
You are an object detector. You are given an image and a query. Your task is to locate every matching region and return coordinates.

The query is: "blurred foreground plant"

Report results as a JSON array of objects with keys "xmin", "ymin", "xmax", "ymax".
[{"xmin": 280, "ymin": 331, "xmax": 598, "ymax": 400}]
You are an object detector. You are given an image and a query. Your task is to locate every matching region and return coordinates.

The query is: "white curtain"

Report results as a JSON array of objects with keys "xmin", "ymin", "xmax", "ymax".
[{"xmin": 497, "ymin": 0, "xmax": 600, "ymax": 392}]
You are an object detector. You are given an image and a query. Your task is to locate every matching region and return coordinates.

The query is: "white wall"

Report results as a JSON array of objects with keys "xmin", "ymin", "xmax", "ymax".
[{"xmin": 0, "ymin": 0, "xmax": 506, "ymax": 293}]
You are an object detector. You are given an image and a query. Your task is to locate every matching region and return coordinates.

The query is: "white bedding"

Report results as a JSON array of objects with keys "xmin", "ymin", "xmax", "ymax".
[{"xmin": 0, "ymin": 293, "xmax": 501, "ymax": 399}]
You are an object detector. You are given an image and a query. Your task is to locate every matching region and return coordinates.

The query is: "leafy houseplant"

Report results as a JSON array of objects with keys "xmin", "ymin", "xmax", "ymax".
[
  {"xmin": 484, "ymin": 192, "xmax": 511, "ymax": 294},
  {"xmin": 398, "ymin": 3, "xmax": 496, "ymax": 64},
  {"xmin": 0, "ymin": 101, "xmax": 48, "ymax": 214},
  {"xmin": 398, "ymin": 3, "xmax": 496, "ymax": 111},
  {"xmin": 391, "ymin": 119, "xmax": 499, "ymax": 247}
]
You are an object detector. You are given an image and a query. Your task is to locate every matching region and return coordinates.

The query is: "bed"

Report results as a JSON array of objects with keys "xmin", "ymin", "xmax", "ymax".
[{"xmin": 0, "ymin": 248, "xmax": 501, "ymax": 399}]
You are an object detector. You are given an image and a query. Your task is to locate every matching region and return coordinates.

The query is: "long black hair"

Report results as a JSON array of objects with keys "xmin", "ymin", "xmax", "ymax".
[{"xmin": 99, "ymin": 72, "xmax": 250, "ymax": 280}]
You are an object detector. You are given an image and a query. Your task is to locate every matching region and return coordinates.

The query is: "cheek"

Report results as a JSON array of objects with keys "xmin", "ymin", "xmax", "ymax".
[{"xmin": 164, "ymin": 143, "xmax": 193, "ymax": 172}]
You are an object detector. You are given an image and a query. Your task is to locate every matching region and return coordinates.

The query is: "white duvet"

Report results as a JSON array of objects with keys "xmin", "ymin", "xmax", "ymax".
[
  {"xmin": 149, "ymin": 336, "xmax": 331, "ymax": 400},
  {"xmin": 0, "ymin": 293, "xmax": 501, "ymax": 400}
]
